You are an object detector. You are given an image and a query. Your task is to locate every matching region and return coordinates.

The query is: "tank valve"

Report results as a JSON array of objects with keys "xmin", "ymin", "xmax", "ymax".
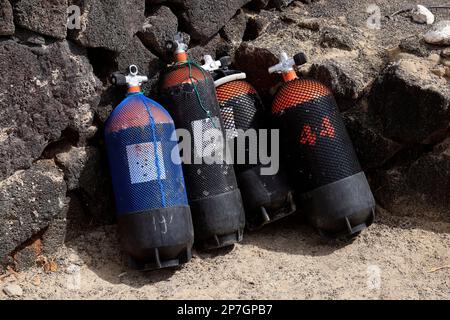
[
  {"xmin": 202, "ymin": 55, "xmax": 234, "ymax": 72},
  {"xmin": 166, "ymin": 33, "xmax": 189, "ymax": 63},
  {"xmin": 111, "ymin": 65, "xmax": 148, "ymax": 88},
  {"xmin": 202, "ymin": 55, "xmax": 247, "ymax": 87},
  {"xmin": 201, "ymin": 55, "xmax": 222, "ymax": 72},
  {"xmin": 166, "ymin": 33, "xmax": 188, "ymax": 53},
  {"xmin": 219, "ymin": 56, "xmax": 232, "ymax": 69},
  {"xmin": 268, "ymin": 52, "xmax": 307, "ymax": 74},
  {"xmin": 268, "ymin": 52, "xmax": 307, "ymax": 82}
]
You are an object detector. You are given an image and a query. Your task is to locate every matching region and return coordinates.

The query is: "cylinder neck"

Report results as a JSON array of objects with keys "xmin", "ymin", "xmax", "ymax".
[
  {"xmin": 128, "ymin": 86, "xmax": 141, "ymax": 94},
  {"xmin": 282, "ymin": 70, "xmax": 298, "ymax": 82},
  {"xmin": 175, "ymin": 51, "xmax": 189, "ymax": 63}
]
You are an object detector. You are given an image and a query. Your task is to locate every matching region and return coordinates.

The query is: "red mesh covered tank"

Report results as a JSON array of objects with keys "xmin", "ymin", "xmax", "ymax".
[
  {"xmin": 205, "ymin": 56, "xmax": 296, "ymax": 230},
  {"xmin": 269, "ymin": 53, "xmax": 375, "ymax": 238},
  {"xmin": 159, "ymin": 37, "xmax": 245, "ymax": 250}
]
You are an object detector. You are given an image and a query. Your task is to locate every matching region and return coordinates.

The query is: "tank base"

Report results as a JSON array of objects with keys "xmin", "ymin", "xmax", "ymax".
[
  {"xmin": 118, "ymin": 206, "xmax": 194, "ymax": 270},
  {"xmin": 127, "ymin": 247, "xmax": 192, "ymax": 271},
  {"xmin": 300, "ymin": 172, "xmax": 376, "ymax": 239},
  {"xmin": 190, "ymin": 189, "xmax": 245, "ymax": 250},
  {"xmin": 247, "ymin": 191, "xmax": 297, "ymax": 231},
  {"xmin": 198, "ymin": 229, "xmax": 244, "ymax": 251},
  {"xmin": 237, "ymin": 166, "xmax": 297, "ymax": 231}
]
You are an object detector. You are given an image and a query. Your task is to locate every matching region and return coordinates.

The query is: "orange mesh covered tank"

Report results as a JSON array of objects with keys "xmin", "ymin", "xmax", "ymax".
[
  {"xmin": 272, "ymin": 79, "xmax": 332, "ymax": 114},
  {"xmin": 159, "ymin": 36, "xmax": 245, "ymax": 250},
  {"xmin": 204, "ymin": 57, "xmax": 297, "ymax": 230},
  {"xmin": 269, "ymin": 53, "xmax": 375, "ymax": 239}
]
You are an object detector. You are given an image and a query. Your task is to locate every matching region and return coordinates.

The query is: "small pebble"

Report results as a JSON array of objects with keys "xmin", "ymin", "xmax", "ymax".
[
  {"xmin": 441, "ymin": 59, "xmax": 450, "ymax": 67},
  {"xmin": 2, "ymin": 283, "xmax": 23, "ymax": 297},
  {"xmin": 298, "ymin": 17, "xmax": 321, "ymax": 31},
  {"xmin": 31, "ymin": 275, "xmax": 41, "ymax": 287},
  {"xmin": 424, "ymin": 20, "xmax": 450, "ymax": 45},
  {"xmin": 337, "ymin": 16, "xmax": 348, "ymax": 25},
  {"xmin": 430, "ymin": 67, "xmax": 446, "ymax": 77},
  {"xmin": 428, "ymin": 53, "xmax": 441, "ymax": 64},
  {"xmin": 441, "ymin": 48, "xmax": 450, "ymax": 58},
  {"xmin": 411, "ymin": 5, "xmax": 435, "ymax": 25}
]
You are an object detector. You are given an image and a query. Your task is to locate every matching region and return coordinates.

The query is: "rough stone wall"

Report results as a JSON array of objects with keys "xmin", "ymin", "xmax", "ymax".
[{"xmin": 0, "ymin": 0, "xmax": 449, "ymax": 271}]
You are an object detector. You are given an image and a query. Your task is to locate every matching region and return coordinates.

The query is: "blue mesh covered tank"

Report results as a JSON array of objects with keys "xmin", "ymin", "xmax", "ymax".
[{"xmin": 105, "ymin": 65, "xmax": 194, "ymax": 270}]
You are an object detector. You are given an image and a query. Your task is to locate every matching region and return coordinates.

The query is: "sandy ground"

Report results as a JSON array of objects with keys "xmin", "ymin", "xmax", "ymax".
[{"xmin": 1, "ymin": 207, "xmax": 449, "ymax": 300}]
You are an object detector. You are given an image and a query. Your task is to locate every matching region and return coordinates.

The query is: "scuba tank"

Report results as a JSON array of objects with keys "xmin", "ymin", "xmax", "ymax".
[
  {"xmin": 105, "ymin": 65, "xmax": 194, "ymax": 269},
  {"xmin": 160, "ymin": 35, "xmax": 245, "ymax": 250},
  {"xmin": 268, "ymin": 53, "xmax": 376, "ymax": 238},
  {"xmin": 202, "ymin": 55, "xmax": 297, "ymax": 230}
]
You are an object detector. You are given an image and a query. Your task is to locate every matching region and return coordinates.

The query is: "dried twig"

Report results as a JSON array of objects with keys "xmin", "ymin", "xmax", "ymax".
[
  {"xmin": 388, "ymin": 8, "xmax": 411, "ymax": 19},
  {"xmin": 428, "ymin": 6, "xmax": 450, "ymax": 10},
  {"xmin": 0, "ymin": 266, "xmax": 20, "ymax": 282},
  {"xmin": 0, "ymin": 273, "xmax": 10, "ymax": 281},
  {"xmin": 388, "ymin": 5, "xmax": 450, "ymax": 19},
  {"xmin": 6, "ymin": 266, "xmax": 19, "ymax": 277},
  {"xmin": 428, "ymin": 265, "xmax": 450, "ymax": 273}
]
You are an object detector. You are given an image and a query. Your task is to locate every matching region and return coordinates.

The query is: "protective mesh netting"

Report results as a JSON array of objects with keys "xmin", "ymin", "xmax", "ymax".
[
  {"xmin": 105, "ymin": 93, "xmax": 188, "ymax": 215},
  {"xmin": 273, "ymin": 79, "xmax": 362, "ymax": 192}
]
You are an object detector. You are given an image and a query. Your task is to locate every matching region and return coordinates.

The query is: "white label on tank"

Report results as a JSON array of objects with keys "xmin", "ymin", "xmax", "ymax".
[
  {"xmin": 126, "ymin": 142, "xmax": 166, "ymax": 184},
  {"xmin": 221, "ymin": 106, "xmax": 239, "ymax": 141}
]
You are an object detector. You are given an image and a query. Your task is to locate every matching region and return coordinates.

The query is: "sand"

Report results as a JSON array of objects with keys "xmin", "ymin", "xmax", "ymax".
[{"xmin": 1, "ymin": 207, "xmax": 449, "ymax": 300}]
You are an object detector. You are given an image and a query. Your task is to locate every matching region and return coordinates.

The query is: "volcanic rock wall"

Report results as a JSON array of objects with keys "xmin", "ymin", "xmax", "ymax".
[{"xmin": 0, "ymin": 0, "xmax": 449, "ymax": 270}]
